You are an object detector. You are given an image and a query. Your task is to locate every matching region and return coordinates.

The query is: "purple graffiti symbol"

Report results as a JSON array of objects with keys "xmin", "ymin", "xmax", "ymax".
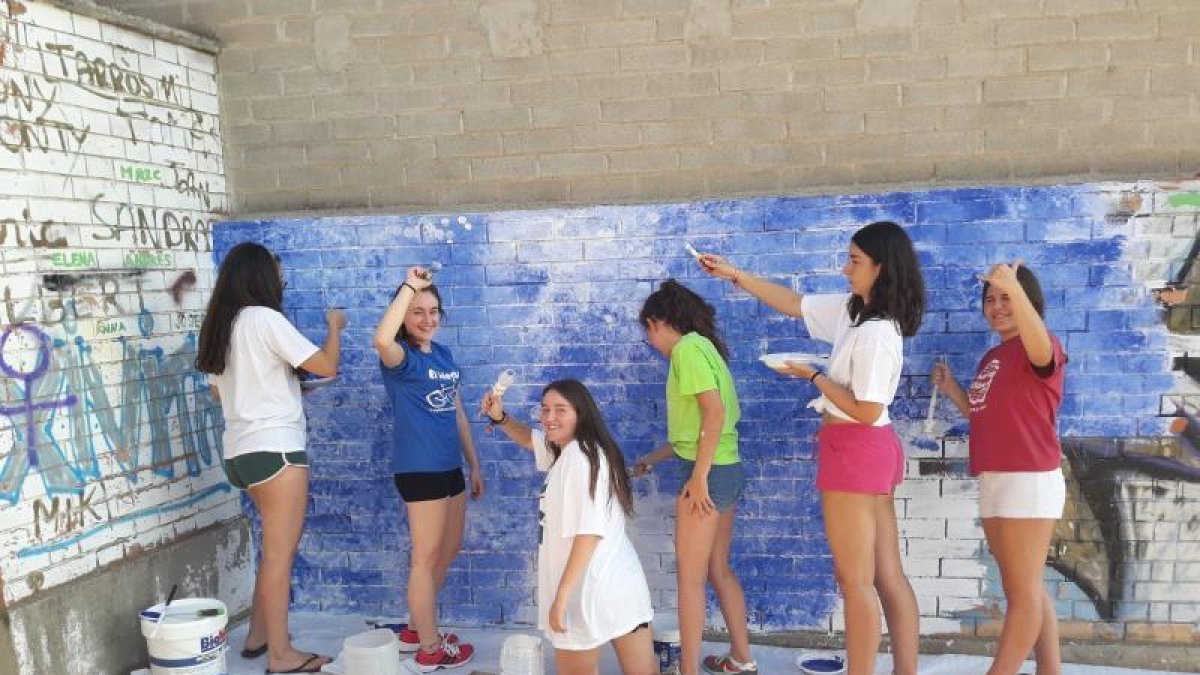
[{"xmin": 0, "ymin": 325, "xmax": 77, "ymax": 469}]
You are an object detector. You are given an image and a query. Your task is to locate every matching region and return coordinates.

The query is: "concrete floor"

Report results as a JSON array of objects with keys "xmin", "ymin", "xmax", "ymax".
[{"xmin": 208, "ymin": 613, "xmax": 1193, "ymax": 674}]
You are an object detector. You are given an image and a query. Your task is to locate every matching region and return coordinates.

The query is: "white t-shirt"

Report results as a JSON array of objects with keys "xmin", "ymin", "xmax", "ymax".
[
  {"xmin": 533, "ymin": 430, "xmax": 653, "ymax": 650},
  {"xmin": 800, "ymin": 293, "xmax": 903, "ymax": 427},
  {"xmin": 209, "ymin": 306, "xmax": 320, "ymax": 459}
]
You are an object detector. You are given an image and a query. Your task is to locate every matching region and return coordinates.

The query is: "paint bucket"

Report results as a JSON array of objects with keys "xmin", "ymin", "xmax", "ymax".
[
  {"xmin": 499, "ymin": 633, "xmax": 544, "ymax": 675},
  {"xmin": 652, "ymin": 613, "xmax": 681, "ymax": 674},
  {"xmin": 138, "ymin": 598, "xmax": 228, "ymax": 675},
  {"xmin": 795, "ymin": 651, "xmax": 846, "ymax": 674},
  {"xmin": 343, "ymin": 628, "xmax": 401, "ymax": 675}
]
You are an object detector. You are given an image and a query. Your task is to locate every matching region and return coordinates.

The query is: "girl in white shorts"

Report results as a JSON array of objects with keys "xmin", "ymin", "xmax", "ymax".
[{"xmin": 933, "ymin": 262, "xmax": 1066, "ymax": 675}]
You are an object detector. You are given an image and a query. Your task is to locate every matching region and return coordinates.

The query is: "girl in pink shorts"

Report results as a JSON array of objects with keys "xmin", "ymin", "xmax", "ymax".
[{"xmin": 700, "ymin": 221, "xmax": 925, "ymax": 675}]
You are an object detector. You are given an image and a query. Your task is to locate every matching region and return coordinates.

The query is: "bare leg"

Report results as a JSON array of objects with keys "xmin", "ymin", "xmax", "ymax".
[
  {"xmin": 872, "ymin": 493, "xmax": 919, "ymax": 675},
  {"xmin": 707, "ymin": 507, "xmax": 752, "ymax": 664},
  {"xmin": 247, "ymin": 467, "xmax": 329, "ymax": 672},
  {"xmin": 405, "ymin": 497, "xmax": 451, "ymax": 650},
  {"xmin": 555, "ymin": 646, "xmax": 601, "ymax": 675},
  {"xmin": 434, "ymin": 490, "xmax": 467, "ymax": 590},
  {"xmin": 822, "ymin": 490, "xmax": 880, "ymax": 675},
  {"xmin": 675, "ymin": 495, "xmax": 722, "ymax": 675},
  {"xmin": 611, "ymin": 625, "xmax": 659, "ymax": 675},
  {"xmin": 982, "ymin": 518, "xmax": 1057, "ymax": 675},
  {"xmin": 1033, "ymin": 588, "xmax": 1062, "ymax": 675}
]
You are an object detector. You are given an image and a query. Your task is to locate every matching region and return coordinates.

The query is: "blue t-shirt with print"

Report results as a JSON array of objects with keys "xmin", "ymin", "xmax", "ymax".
[{"xmin": 380, "ymin": 341, "xmax": 463, "ymax": 474}]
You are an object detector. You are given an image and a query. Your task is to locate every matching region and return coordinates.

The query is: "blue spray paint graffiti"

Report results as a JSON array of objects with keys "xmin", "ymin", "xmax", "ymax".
[
  {"xmin": 0, "ymin": 324, "xmax": 78, "ymax": 494},
  {"xmin": 0, "ymin": 321, "xmax": 224, "ymax": 504}
]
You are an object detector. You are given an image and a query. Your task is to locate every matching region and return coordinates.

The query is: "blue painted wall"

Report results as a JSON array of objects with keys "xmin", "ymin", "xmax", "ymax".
[{"xmin": 214, "ymin": 183, "xmax": 1196, "ymax": 634}]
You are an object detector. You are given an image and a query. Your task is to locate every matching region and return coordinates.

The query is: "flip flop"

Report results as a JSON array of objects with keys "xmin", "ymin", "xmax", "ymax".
[
  {"xmin": 241, "ymin": 643, "xmax": 268, "ymax": 659},
  {"xmin": 265, "ymin": 653, "xmax": 329, "ymax": 674},
  {"xmin": 242, "ymin": 632, "xmax": 293, "ymax": 659}
]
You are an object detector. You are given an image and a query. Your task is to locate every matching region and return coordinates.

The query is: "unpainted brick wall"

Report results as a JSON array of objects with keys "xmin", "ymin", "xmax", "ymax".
[
  {"xmin": 216, "ymin": 182, "xmax": 1200, "ymax": 643},
  {"xmin": 93, "ymin": 0, "xmax": 1200, "ymax": 216},
  {"xmin": 0, "ymin": 0, "xmax": 238, "ymax": 607}
]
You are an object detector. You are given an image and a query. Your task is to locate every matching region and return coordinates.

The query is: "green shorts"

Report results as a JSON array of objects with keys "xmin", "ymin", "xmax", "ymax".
[{"xmin": 223, "ymin": 451, "xmax": 308, "ymax": 490}]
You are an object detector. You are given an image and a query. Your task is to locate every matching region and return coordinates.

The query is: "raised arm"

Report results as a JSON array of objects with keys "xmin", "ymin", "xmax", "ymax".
[
  {"xmin": 698, "ymin": 253, "xmax": 805, "ymax": 317},
  {"xmin": 481, "ymin": 389, "xmax": 535, "ymax": 451},
  {"xmin": 298, "ymin": 309, "xmax": 346, "ymax": 377},
  {"xmin": 981, "ymin": 262, "xmax": 1054, "ymax": 368},
  {"xmin": 372, "ymin": 267, "xmax": 432, "ymax": 368}
]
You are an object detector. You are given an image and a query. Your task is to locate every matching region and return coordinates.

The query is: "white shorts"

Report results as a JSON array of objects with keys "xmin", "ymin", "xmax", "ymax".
[{"xmin": 979, "ymin": 468, "xmax": 1065, "ymax": 519}]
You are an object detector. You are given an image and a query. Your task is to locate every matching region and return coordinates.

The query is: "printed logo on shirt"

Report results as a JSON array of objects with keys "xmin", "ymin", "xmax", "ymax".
[
  {"xmin": 427, "ymin": 368, "xmax": 459, "ymax": 382},
  {"xmin": 969, "ymin": 358, "xmax": 1000, "ymax": 410},
  {"xmin": 425, "ymin": 384, "xmax": 458, "ymax": 412}
]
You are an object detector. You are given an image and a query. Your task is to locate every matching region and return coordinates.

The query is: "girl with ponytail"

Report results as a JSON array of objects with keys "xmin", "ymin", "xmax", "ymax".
[{"xmin": 635, "ymin": 280, "xmax": 756, "ymax": 675}]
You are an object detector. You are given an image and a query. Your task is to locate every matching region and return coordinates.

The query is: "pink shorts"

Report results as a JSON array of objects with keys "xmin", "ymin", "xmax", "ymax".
[{"xmin": 816, "ymin": 423, "xmax": 905, "ymax": 494}]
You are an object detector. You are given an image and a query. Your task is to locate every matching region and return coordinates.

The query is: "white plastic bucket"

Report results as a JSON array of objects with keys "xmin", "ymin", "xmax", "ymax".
[
  {"xmin": 652, "ymin": 613, "xmax": 681, "ymax": 674},
  {"xmin": 499, "ymin": 633, "xmax": 544, "ymax": 675},
  {"xmin": 138, "ymin": 598, "xmax": 228, "ymax": 675},
  {"xmin": 343, "ymin": 628, "xmax": 401, "ymax": 675}
]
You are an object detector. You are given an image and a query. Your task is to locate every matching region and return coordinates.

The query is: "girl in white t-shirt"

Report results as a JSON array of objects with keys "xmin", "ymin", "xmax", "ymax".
[
  {"xmin": 699, "ymin": 221, "xmax": 925, "ymax": 675},
  {"xmin": 481, "ymin": 379, "xmax": 657, "ymax": 675},
  {"xmin": 197, "ymin": 242, "xmax": 345, "ymax": 674}
]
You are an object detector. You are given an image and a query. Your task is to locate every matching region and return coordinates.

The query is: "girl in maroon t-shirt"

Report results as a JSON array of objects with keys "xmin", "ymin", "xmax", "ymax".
[{"xmin": 932, "ymin": 262, "xmax": 1066, "ymax": 675}]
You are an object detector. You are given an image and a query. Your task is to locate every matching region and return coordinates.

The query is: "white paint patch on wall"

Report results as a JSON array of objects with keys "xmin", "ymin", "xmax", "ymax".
[{"xmin": 0, "ymin": 0, "xmax": 234, "ymax": 605}]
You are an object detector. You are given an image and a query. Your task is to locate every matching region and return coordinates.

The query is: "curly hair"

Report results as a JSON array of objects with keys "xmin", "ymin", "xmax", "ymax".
[{"xmin": 638, "ymin": 279, "xmax": 729, "ymax": 360}]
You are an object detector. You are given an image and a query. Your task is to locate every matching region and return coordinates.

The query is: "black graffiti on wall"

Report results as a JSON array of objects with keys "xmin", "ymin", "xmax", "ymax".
[
  {"xmin": 90, "ymin": 193, "xmax": 212, "ymax": 252},
  {"xmin": 0, "ymin": 73, "xmax": 90, "ymax": 155},
  {"xmin": 42, "ymin": 42, "xmax": 184, "ymax": 108},
  {"xmin": 0, "ymin": 206, "xmax": 67, "ymax": 248},
  {"xmin": 2, "ymin": 271, "xmax": 148, "ymax": 326}
]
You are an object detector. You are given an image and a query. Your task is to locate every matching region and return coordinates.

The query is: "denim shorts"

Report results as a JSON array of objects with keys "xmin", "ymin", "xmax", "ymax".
[{"xmin": 679, "ymin": 458, "xmax": 745, "ymax": 512}]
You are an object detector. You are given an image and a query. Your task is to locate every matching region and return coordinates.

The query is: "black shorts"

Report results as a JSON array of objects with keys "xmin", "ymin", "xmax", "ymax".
[{"xmin": 394, "ymin": 469, "xmax": 465, "ymax": 503}]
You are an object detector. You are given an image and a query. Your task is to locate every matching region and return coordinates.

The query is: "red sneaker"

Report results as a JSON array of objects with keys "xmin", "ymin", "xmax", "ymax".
[
  {"xmin": 414, "ymin": 640, "xmax": 474, "ymax": 672},
  {"xmin": 384, "ymin": 623, "xmax": 460, "ymax": 653}
]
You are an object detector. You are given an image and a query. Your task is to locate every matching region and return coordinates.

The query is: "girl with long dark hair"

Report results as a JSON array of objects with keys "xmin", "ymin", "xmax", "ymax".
[
  {"xmin": 481, "ymin": 379, "xmax": 657, "ymax": 675},
  {"xmin": 372, "ymin": 266, "xmax": 481, "ymax": 671},
  {"xmin": 634, "ymin": 280, "xmax": 755, "ymax": 675},
  {"xmin": 699, "ymin": 221, "xmax": 924, "ymax": 675},
  {"xmin": 196, "ymin": 242, "xmax": 345, "ymax": 674},
  {"xmin": 932, "ymin": 263, "xmax": 1065, "ymax": 675}
]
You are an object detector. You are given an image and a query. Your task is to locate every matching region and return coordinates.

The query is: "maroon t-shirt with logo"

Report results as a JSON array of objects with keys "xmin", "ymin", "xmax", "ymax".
[{"xmin": 967, "ymin": 333, "xmax": 1067, "ymax": 475}]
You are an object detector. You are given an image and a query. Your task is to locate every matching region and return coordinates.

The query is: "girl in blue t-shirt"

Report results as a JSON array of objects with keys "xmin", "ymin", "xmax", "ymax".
[{"xmin": 372, "ymin": 266, "xmax": 482, "ymax": 672}]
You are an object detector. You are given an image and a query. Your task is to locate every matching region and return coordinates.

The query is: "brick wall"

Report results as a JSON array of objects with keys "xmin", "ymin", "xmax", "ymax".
[
  {"xmin": 0, "ymin": 0, "xmax": 239, "ymax": 610},
  {"xmin": 216, "ymin": 181, "xmax": 1200, "ymax": 644},
  {"xmin": 96, "ymin": 0, "xmax": 1200, "ymax": 216}
]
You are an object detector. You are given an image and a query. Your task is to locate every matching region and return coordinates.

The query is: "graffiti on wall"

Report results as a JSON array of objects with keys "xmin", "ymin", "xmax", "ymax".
[{"xmin": 0, "ymin": 1, "xmax": 229, "ymax": 603}]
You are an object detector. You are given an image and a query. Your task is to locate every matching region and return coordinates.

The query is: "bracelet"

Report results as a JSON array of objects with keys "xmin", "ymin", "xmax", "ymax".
[
  {"xmin": 809, "ymin": 371, "xmax": 822, "ymax": 383},
  {"xmin": 731, "ymin": 269, "xmax": 740, "ymax": 285},
  {"xmin": 487, "ymin": 411, "xmax": 508, "ymax": 426},
  {"xmin": 401, "ymin": 282, "xmax": 419, "ymax": 295}
]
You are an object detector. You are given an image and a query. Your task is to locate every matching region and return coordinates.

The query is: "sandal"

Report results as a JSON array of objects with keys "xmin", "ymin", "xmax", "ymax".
[
  {"xmin": 241, "ymin": 642, "xmax": 268, "ymax": 659},
  {"xmin": 265, "ymin": 653, "xmax": 329, "ymax": 673},
  {"xmin": 242, "ymin": 632, "xmax": 293, "ymax": 659}
]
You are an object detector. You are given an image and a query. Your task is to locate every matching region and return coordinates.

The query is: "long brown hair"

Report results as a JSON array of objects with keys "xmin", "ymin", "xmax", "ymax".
[
  {"xmin": 846, "ymin": 220, "xmax": 925, "ymax": 337},
  {"xmin": 542, "ymin": 379, "xmax": 635, "ymax": 518},
  {"xmin": 196, "ymin": 242, "xmax": 284, "ymax": 374}
]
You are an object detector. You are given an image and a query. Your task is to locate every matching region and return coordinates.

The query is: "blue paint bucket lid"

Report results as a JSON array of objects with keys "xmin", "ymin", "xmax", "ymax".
[{"xmin": 795, "ymin": 651, "xmax": 845, "ymax": 674}]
